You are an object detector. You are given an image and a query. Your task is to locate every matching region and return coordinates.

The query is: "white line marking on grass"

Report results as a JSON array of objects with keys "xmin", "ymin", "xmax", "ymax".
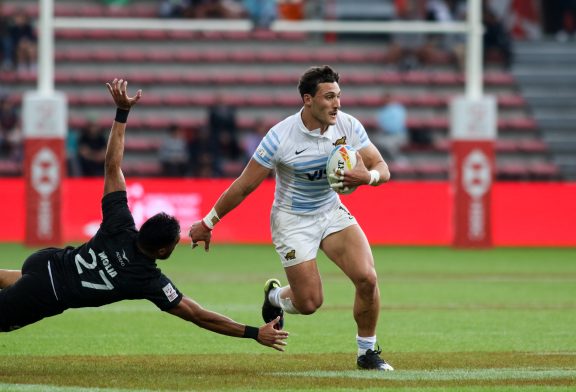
[
  {"xmin": 272, "ymin": 368, "xmax": 576, "ymax": 381},
  {"xmin": 0, "ymin": 384, "xmax": 155, "ymax": 392}
]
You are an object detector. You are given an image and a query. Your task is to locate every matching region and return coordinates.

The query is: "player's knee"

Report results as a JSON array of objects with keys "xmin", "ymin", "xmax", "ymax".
[
  {"xmin": 297, "ymin": 297, "xmax": 323, "ymax": 315},
  {"xmin": 355, "ymin": 270, "xmax": 379, "ymax": 295}
]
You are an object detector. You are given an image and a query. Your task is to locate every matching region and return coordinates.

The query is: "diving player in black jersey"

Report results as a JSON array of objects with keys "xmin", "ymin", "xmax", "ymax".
[{"xmin": 0, "ymin": 79, "xmax": 288, "ymax": 351}]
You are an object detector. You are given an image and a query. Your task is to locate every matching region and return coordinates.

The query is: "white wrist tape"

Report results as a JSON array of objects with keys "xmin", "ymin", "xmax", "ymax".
[
  {"xmin": 202, "ymin": 208, "xmax": 220, "ymax": 230},
  {"xmin": 369, "ymin": 170, "xmax": 380, "ymax": 185}
]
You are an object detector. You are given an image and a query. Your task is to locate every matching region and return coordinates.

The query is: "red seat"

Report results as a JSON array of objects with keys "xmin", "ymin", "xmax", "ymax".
[
  {"xmin": 375, "ymin": 72, "xmax": 402, "ymax": 84},
  {"xmin": 416, "ymin": 163, "xmax": 448, "ymax": 178},
  {"xmin": 146, "ymin": 51, "xmax": 173, "ymax": 62},
  {"xmin": 518, "ymin": 139, "xmax": 547, "ymax": 153},
  {"xmin": 211, "ymin": 74, "xmax": 239, "ymax": 85},
  {"xmin": 484, "ymin": 72, "xmax": 514, "ymax": 86},
  {"xmin": 86, "ymin": 29, "xmax": 115, "ymax": 40},
  {"xmin": 274, "ymin": 95, "xmax": 299, "ymax": 107},
  {"xmin": 131, "ymin": 5, "xmax": 158, "ymax": 18},
  {"xmin": 122, "ymin": 161, "xmax": 162, "ymax": 177},
  {"xmin": 502, "ymin": 118, "xmax": 538, "ymax": 131},
  {"xmin": 199, "ymin": 51, "xmax": 228, "ymax": 62},
  {"xmin": 174, "ymin": 51, "xmax": 201, "ymax": 63},
  {"xmin": 497, "ymin": 163, "xmax": 529, "ymax": 179},
  {"xmin": 263, "ymin": 73, "xmax": 296, "ymax": 85},
  {"xmin": 245, "ymin": 95, "xmax": 273, "ymax": 106},
  {"xmin": 251, "ymin": 30, "xmax": 278, "ymax": 41},
  {"xmin": 119, "ymin": 50, "xmax": 146, "ymax": 62},
  {"xmin": 143, "ymin": 117, "xmax": 173, "ymax": 130},
  {"xmin": 163, "ymin": 94, "xmax": 190, "ymax": 106},
  {"xmin": 237, "ymin": 73, "xmax": 264, "ymax": 84},
  {"xmin": 388, "ymin": 162, "xmax": 417, "ymax": 177},
  {"xmin": 168, "ymin": 31, "xmax": 198, "ymax": 41},
  {"xmin": 0, "ymin": 160, "xmax": 21, "ymax": 176},
  {"xmin": 125, "ymin": 138, "xmax": 160, "ymax": 152},
  {"xmin": 277, "ymin": 31, "xmax": 308, "ymax": 41},
  {"xmin": 229, "ymin": 51, "xmax": 257, "ymax": 63},
  {"xmin": 430, "ymin": 73, "xmax": 460, "ymax": 85},
  {"xmin": 188, "ymin": 95, "xmax": 217, "ymax": 106},
  {"xmin": 343, "ymin": 73, "xmax": 376, "ymax": 85},
  {"xmin": 498, "ymin": 95, "xmax": 525, "ymax": 108},
  {"xmin": 76, "ymin": 5, "xmax": 105, "ymax": 17},
  {"xmin": 140, "ymin": 30, "xmax": 169, "ymax": 41},
  {"xmin": 402, "ymin": 72, "xmax": 431, "ymax": 85},
  {"xmin": 92, "ymin": 50, "xmax": 120, "ymax": 62},
  {"xmin": 495, "ymin": 139, "xmax": 519, "ymax": 153},
  {"xmin": 529, "ymin": 162, "xmax": 560, "ymax": 179},
  {"xmin": 154, "ymin": 73, "xmax": 182, "ymax": 84},
  {"xmin": 338, "ymin": 51, "xmax": 368, "ymax": 63},
  {"xmin": 63, "ymin": 49, "xmax": 93, "ymax": 62},
  {"xmin": 112, "ymin": 30, "xmax": 141, "ymax": 40},
  {"xmin": 55, "ymin": 29, "xmax": 86, "ymax": 40}
]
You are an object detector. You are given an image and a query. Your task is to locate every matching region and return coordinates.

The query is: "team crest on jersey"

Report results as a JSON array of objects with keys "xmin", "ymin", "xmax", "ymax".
[
  {"xmin": 333, "ymin": 136, "xmax": 347, "ymax": 146},
  {"xmin": 284, "ymin": 250, "xmax": 296, "ymax": 261},
  {"xmin": 162, "ymin": 283, "xmax": 178, "ymax": 302}
]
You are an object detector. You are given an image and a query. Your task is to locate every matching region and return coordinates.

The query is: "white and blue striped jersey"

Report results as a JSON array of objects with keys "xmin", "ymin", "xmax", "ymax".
[{"xmin": 253, "ymin": 109, "xmax": 371, "ymax": 215}]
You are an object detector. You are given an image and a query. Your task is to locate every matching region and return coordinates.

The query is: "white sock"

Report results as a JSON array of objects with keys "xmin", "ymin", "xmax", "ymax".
[
  {"xmin": 357, "ymin": 335, "xmax": 376, "ymax": 357},
  {"xmin": 268, "ymin": 286, "xmax": 282, "ymax": 307},
  {"xmin": 279, "ymin": 296, "xmax": 301, "ymax": 314}
]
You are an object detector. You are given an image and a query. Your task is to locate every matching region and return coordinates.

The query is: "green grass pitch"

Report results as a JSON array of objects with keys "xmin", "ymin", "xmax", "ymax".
[{"xmin": 0, "ymin": 243, "xmax": 575, "ymax": 391}]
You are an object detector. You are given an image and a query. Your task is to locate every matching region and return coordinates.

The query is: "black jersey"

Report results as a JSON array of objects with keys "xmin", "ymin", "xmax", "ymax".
[{"xmin": 49, "ymin": 191, "xmax": 182, "ymax": 311}]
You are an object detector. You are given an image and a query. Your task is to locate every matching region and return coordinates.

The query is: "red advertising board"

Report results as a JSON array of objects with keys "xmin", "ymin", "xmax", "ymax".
[
  {"xmin": 23, "ymin": 138, "xmax": 65, "ymax": 246},
  {"xmin": 0, "ymin": 179, "xmax": 574, "ymax": 246},
  {"xmin": 452, "ymin": 141, "xmax": 495, "ymax": 247}
]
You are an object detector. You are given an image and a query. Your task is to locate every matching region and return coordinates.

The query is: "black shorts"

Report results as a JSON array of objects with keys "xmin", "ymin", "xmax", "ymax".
[{"xmin": 0, "ymin": 248, "xmax": 66, "ymax": 332}]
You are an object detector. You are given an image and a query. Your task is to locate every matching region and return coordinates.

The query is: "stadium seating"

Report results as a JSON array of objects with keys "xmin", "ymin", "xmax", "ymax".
[{"xmin": 0, "ymin": 0, "xmax": 560, "ymax": 180}]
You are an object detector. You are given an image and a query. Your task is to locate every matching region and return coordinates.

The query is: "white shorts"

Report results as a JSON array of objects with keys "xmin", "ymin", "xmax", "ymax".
[{"xmin": 270, "ymin": 203, "xmax": 358, "ymax": 268}]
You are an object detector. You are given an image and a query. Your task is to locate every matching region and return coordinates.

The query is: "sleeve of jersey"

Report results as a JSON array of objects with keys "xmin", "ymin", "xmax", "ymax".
[
  {"xmin": 252, "ymin": 130, "xmax": 280, "ymax": 169},
  {"xmin": 144, "ymin": 274, "xmax": 183, "ymax": 311},
  {"xmin": 100, "ymin": 191, "xmax": 137, "ymax": 235},
  {"xmin": 350, "ymin": 117, "xmax": 371, "ymax": 150}
]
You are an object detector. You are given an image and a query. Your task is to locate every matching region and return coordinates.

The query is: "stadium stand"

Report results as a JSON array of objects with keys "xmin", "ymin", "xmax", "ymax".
[{"xmin": 0, "ymin": 0, "xmax": 563, "ymax": 180}]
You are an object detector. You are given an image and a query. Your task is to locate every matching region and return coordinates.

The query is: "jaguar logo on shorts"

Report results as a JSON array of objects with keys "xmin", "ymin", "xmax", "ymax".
[
  {"xmin": 284, "ymin": 250, "xmax": 296, "ymax": 260},
  {"xmin": 332, "ymin": 136, "xmax": 347, "ymax": 146}
]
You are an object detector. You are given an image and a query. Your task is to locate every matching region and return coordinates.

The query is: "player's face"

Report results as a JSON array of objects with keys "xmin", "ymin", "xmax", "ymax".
[{"xmin": 306, "ymin": 82, "xmax": 341, "ymax": 131}]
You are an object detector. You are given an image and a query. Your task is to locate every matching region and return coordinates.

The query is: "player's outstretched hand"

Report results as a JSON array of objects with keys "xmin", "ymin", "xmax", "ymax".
[
  {"xmin": 257, "ymin": 316, "xmax": 289, "ymax": 352},
  {"xmin": 106, "ymin": 78, "xmax": 142, "ymax": 110},
  {"xmin": 188, "ymin": 220, "xmax": 212, "ymax": 251}
]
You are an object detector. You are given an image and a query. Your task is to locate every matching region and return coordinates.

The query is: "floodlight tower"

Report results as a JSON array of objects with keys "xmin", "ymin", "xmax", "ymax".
[{"xmin": 22, "ymin": 0, "xmax": 67, "ymax": 245}]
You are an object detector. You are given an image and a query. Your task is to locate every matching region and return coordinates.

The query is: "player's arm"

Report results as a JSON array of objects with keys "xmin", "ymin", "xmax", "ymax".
[
  {"xmin": 344, "ymin": 143, "xmax": 391, "ymax": 188},
  {"xmin": 103, "ymin": 79, "xmax": 142, "ymax": 196},
  {"xmin": 188, "ymin": 159, "xmax": 272, "ymax": 250},
  {"xmin": 167, "ymin": 296, "xmax": 289, "ymax": 351}
]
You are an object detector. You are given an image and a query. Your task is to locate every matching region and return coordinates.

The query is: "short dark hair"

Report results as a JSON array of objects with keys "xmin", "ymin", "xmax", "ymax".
[
  {"xmin": 137, "ymin": 212, "xmax": 180, "ymax": 254},
  {"xmin": 297, "ymin": 65, "xmax": 340, "ymax": 99}
]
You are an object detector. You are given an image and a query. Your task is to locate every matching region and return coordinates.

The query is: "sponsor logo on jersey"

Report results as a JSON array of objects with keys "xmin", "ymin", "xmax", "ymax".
[
  {"xmin": 257, "ymin": 147, "xmax": 267, "ymax": 159},
  {"xmin": 163, "ymin": 283, "xmax": 179, "ymax": 302},
  {"xmin": 115, "ymin": 249, "xmax": 129, "ymax": 267},
  {"xmin": 284, "ymin": 250, "xmax": 296, "ymax": 261},
  {"xmin": 332, "ymin": 136, "xmax": 347, "ymax": 146}
]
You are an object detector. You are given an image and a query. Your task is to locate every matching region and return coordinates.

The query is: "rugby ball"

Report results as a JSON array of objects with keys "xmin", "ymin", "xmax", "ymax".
[{"xmin": 326, "ymin": 145, "xmax": 357, "ymax": 195}]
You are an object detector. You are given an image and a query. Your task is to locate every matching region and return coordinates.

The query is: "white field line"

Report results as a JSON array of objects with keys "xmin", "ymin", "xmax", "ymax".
[{"xmin": 272, "ymin": 368, "xmax": 576, "ymax": 381}]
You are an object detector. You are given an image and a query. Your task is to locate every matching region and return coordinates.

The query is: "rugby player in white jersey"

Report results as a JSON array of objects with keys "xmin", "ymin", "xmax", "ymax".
[{"xmin": 189, "ymin": 65, "xmax": 393, "ymax": 370}]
